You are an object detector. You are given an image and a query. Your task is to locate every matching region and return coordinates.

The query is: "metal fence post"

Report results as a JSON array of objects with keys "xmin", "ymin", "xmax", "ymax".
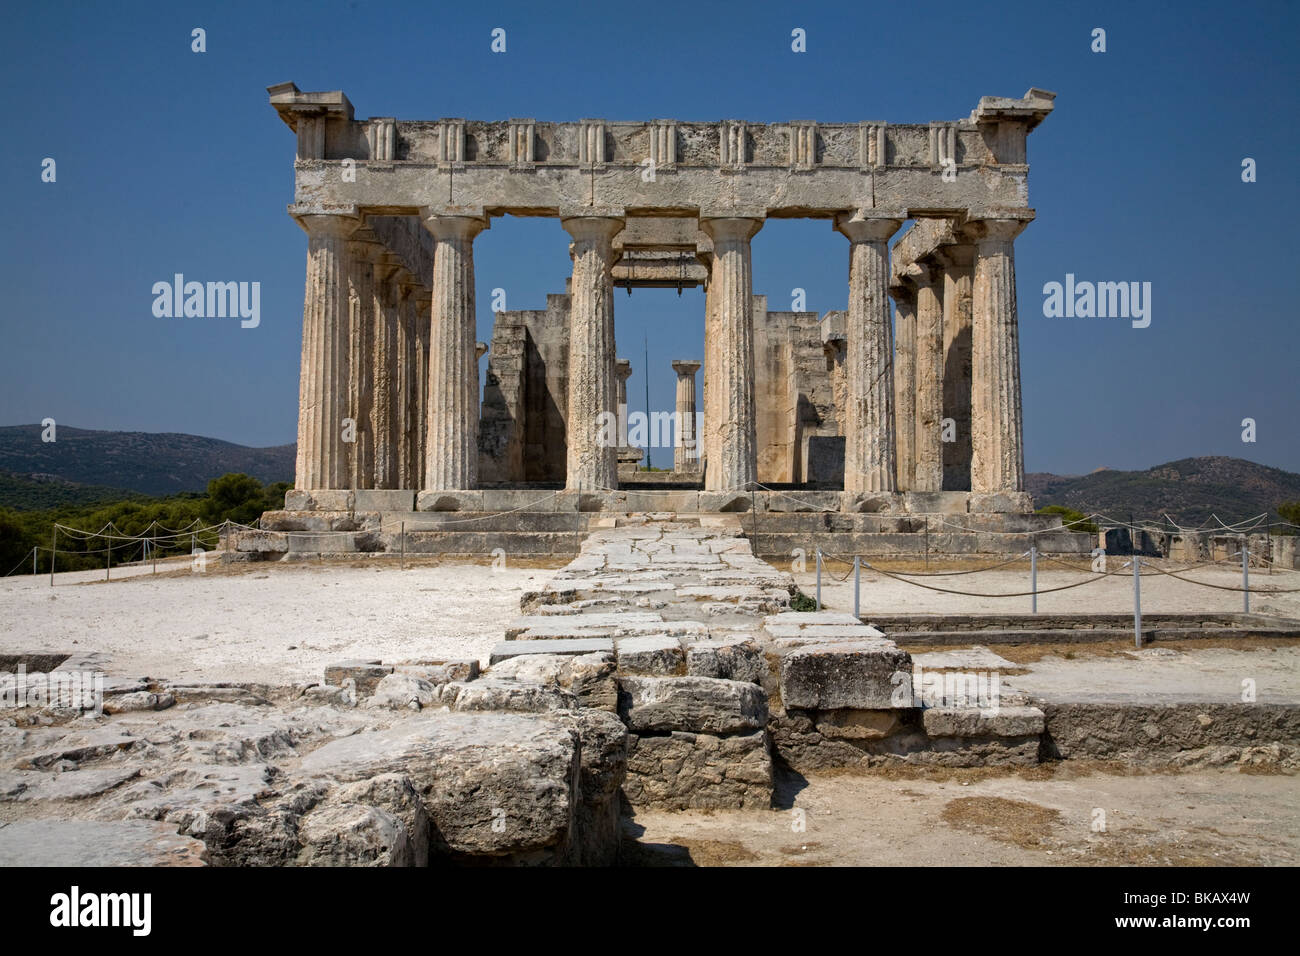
[
  {"xmin": 1030, "ymin": 545, "xmax": 1038, "ymax": 615},
  {"xmin": 853, "ymin": 556, "xmax": 860, "ymax": 619},
  {"xmin": 1133, "ymin": 555, "xmax": 1142, "ymax": 649},
  {"xmin": 1242, "ymin": 544, "xmax": 1249, "ymax": 614},
  {"xmin": 400, "ymin": 521, "xmax": 406, "ymax": 571},
  {"xmin": 815, "ymin": 549, "xmax": 822, "ymax": 611}
]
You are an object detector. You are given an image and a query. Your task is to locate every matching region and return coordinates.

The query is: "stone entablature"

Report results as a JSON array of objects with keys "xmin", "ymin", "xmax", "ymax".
[{"xmin": 269, "ymin": 83, "xmax": 1055, "ymax": 216}]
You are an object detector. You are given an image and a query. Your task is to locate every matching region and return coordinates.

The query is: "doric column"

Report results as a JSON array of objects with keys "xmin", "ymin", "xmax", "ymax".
[
  {"xmin": 615, "ymin": 358, "xmax": 633, "ymax": 447},
  {"xmin": 699, "ymin": 214, "xmax": 763, "ymax": 492},
  {"xmin": 834, "ymin": 209, "xmax": 904, "ymax": 494},
  {"xmin": 291, "ymin": 206, "xmax": 360, "ymax": 490},
  {"xmin": 968, "ymin": 212, "xmax": 1033, "ymax": 494},
  {"xmin": 938, "ymin": 246, "xmax": 974, "ymax": 491},
  {"xmin": 672, "ymin": 359, "xmax": 701, "ymax": 472},
  {"xmin": 912, "ymin": 262, "xmax": 944, "ymax": 492},
  {"xmin": 561, "ymin": 210, "xmax": 623, "ymax": 491},
  {"xmin": 370, "ymin": 254, "xmax": 401, "ymax": 489},
  {"xmin": 345, "ymin": 232, "xmax": 385, "ymax": 490},
  {"xmin": 394, "ymin": 273, "xmax": 417, "ymax": 490},
  {"xmin": 412, "ymin": 288, "xmax": 432, "ymax": 488},
  {"xmin": 890, "ymin": 283, "xmax": 917, "ymax": 491},
  {"xmin": 420, "ymin": 207, "xmax": 489, "ymax": 491}
]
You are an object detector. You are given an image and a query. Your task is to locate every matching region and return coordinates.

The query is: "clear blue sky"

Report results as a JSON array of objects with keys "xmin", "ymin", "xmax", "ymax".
[{"xmin": 2, "ymin": 0, "xmax": 1296, "ymax": 474}]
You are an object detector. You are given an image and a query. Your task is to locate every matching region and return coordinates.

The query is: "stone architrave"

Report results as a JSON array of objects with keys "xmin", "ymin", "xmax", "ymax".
[
  {"xmin": 420, "ymin": 208, "xmax": 489, "ymax": 491},
  {"xmin": 699, "ymin": 215, "xmax": 763, "ymax": 492},
  {"xmin": 967, "ymin": 212, "xmax": 1033, "ymax": 494},
  {"xmin": 834, "ymin": 209, "xmax": 904, "ymax": 494},
  {"xmin": 291, "ymin": 206, "xmax": 361, "ymax": 490},
  {"xmin": 561, "ymin": 210, "xmax": 624, "ymax": 492},
  {"xmin": 671, "ymin": 360, "xmax": 701, "ymax": 472}
]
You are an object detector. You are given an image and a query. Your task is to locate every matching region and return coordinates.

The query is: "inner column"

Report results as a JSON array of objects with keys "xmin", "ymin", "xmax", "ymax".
[
  {"xmin": 420, "ymin": 207, "xmax": 489, "ymax": 491},
  {"xmin": 700, "ymin": 215, "xmax": 763, "ymax": 493},
  {"xmin": 561, "ymin": 209, "xmax": 624, "ymax": 492}
]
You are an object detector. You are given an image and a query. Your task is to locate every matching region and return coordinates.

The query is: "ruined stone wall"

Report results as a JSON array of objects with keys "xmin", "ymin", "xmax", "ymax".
[{"xmin": 479, "ymin": 295, "xmax": 571, "ymax": 484}]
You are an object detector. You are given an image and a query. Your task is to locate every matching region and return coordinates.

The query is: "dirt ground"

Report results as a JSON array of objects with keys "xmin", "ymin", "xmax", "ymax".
[
  {"xmin": 624, "ymin": 763, "xmax": 1300, "ymax": 866},
  {"xmin": 0, "ymin": 556, "xmax": 564, "ymax": 684},
  {"xmin": 2, "ymin": 557, "xmax": 1298, "ymax": 690}
]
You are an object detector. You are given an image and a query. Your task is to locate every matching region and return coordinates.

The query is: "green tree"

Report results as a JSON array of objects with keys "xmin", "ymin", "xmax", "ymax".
[
  {"xmin": 1278, "ymin": 500, "xmax": 1300, "ymax": 534},
  {"xmin": 1036, "ymin": 505, "xmax": 1099, "ymax": 534},
  {"xmin": 201, "ymin": 473, "xmax": 268, "ymax": 526}
]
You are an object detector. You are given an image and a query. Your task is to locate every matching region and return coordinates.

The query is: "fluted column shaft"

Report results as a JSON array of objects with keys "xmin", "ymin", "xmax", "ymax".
[
  {"xmin": 394, "ymin": 276, "xmax": 416, "ymax": 490},
  {"xmin": 371, "ymin": 257, "xmax": 400, "ymax": 489},
  {"xmin": 969, "ymin": 216, "xmax": 1030, "ymax": 493},
  {"xmin": 421, "ymin": 211, "xmax": 488, "ymax": 490},
  {"xmin": 913, "ymin": 265, "xmax": 945, "ymax": 492},
  {"xmin": 293, "ymin": 210, "xmax": 359, "ymax": 490},
  {"xmin": 940, "ymin": 249, "xmax": 974, "ymax": 491},
  {"xmin": 834, "ymin": 211, "xmax": 903, "ymax": 493},
  {"xmin": 892, "ymin": 287, "xmax": 917, "ymax": 491},
  {"xmin": 412, "ymin": 290, "xmax": 432, "ymax": 487},
  {"xmin": 700, "ymin": 217, "xmax": 763, "ymax": 492},
  {"xmin": 345, "ymin": 237, "xmax": 384, "ymax": 489},
  {"xmin": 562, "ymin": 214, "xmax": 623, "ymax": 491},
  {"xmin": 672, "ymin": 360, "xmax": 701, "ymax": 472}
]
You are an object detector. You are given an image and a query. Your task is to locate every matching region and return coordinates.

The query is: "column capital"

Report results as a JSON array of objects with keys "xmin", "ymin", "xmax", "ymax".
[
  {"xmin": 903, "ymin": 260, "xmax": 943, "ymax": 288},
  {"xmin": 833, "ymin": 208, "xmax": 906, "ymax": 243},
  {"xmin": 560, "ymin": 209, "xmax": 625, "ymax": 242},
  {"xmin": 963, "ymin": 208, "xmax": 1035, "ymax": 244},
  {"xmin": 671, "ymin": 359, "xmax": 701, "ymax": 376},
  {"xmin": 420, "ymin": 206, "xmax": 490, "ymax": 241},
  {"xmin": 290, "ymin": 204, "xmax": 361, "ymax": 238},
  {"xmin": 698, "ymin": 214, "xmax": 764, "ymax": 242},
  {"xmin": 347, "ymin": 229, "xmax": 389, "ymax": 259},
  {"xmin": 615, "ymin": 358, "xmax": 633, "ymax": 382}
]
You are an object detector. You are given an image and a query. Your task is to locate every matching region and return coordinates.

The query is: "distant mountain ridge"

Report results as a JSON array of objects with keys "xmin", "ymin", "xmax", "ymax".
[
  {"xmin": 1027, "ymin": 456, "xmax": 1300, "ymax": 526},
  {"xmin": 0, "ymin": 425, "xmax": 294, "ymax": 500},
  {"xmin": 1, "ymin": 426, "xmax": 1295, "ymax": 526}
]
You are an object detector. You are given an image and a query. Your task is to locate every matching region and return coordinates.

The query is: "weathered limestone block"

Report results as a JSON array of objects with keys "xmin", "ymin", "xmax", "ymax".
[
  {"xmin": 779, "ymin": 641, "xmax": 913, "ymax": 710},
  {"xmin": 353, "ymin": 490, "xmax": 415, "ymax": 511},
  {"xmin": 233, "ymin": 531, "xmax": 289, "ymax": 553},
  {"xmin": 615, "ymin": 636, "xmax": 685, "ymax": 676},
  {"xmin": 840, "ymin": 492, "xmax": 900, "ymax": 514},
  {"xmin": 367, "ymin": 673, "xmax": 438, "ymax": 711},
  {"xmin": 395, "ymin": 659, "xmax": 480, "ymax": 683},
  {"xmin": 298, "ymin": 713, "xmax": 578, "ymax": 860},
  {"xmin": 768, "ymin": 708, "xmax": 928, "ymax": 771},
  {"xmin": 543, "ymin": 708, "xmax": 629, "ymax": 866},
  {"xmin": 617, "ymin": 676, "xmax": 768, "ymax": 735},
  {"xmin": 416, "ymin": 490, "xmax": 484, "ymax": 512},
  {"xmin": 296, "ymin": 802, "xmax": 416, "ymax": 867},
  {"xmin": 685, "ymin": 637, "xmax": 768, "ymax": 684},
  {"xmin": 967, "ymin": 491, "xmax": 1033, "ymax": 514},
  {"xmin": 324, "ymin": 661, "xmax": 393, "ymax": 696},
  {"xmin": 448, "ymin": 678, "xmax": 577, "ymax": 713},
  {"xmin": 0, "ymin": 820, "xmax": 206, "ymax": 867},
  {"xmin": 487, "ymin": 652, "xmax": 618, "ymax": 711},
  {"xmin": 490, "ymin": 638, "xmax": 615, "ymax": 664},
  {"xmin": 815, "ymin": 708, "xmax": 903, "ymax": 740},
  {"xmin": 103, "ymin": 691, "xmax": 175, "ymax": 715},
  {"xmin": 922, "ymin": 705, "xmax": 1045, "ymax": 738},
  {"xmin": 910, "ymin": 736, "xmax": 1040, "ymax": 768},
  {"xmin": 622, "ymin": 729, "xmax": 771, "ymax": 810}
]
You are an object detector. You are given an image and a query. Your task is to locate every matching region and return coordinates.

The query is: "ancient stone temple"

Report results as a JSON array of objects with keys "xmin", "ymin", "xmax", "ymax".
[{"xmin": 267, "ymin": 82, "xmax": 1059, "ymax": 525}]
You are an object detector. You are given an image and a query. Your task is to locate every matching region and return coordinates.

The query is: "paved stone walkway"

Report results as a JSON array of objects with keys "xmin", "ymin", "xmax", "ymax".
[{"xmin": 492, "ymin": 515, "xmax": 887, "ymax": 668}]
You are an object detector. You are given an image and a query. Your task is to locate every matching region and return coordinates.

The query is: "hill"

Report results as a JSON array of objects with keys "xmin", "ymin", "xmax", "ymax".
[
  {"xmin": 0, "ymin": 425, "xmax": 294, "ymax": 503},
  {"xmin": 1028, "ymin": 456, "xmax": 1300, "ymax": 527}
]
